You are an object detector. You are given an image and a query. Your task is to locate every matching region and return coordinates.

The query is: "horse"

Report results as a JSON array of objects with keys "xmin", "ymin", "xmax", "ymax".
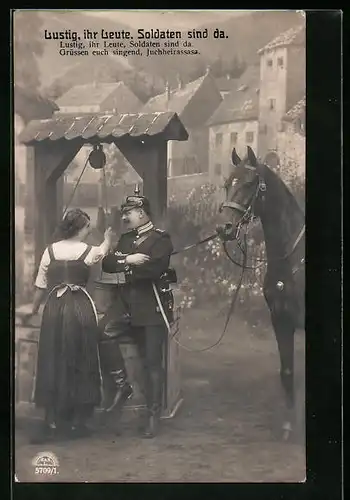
[{"xmin": 217, "ymin": 146, "xmax": 305, "ymax": 440}]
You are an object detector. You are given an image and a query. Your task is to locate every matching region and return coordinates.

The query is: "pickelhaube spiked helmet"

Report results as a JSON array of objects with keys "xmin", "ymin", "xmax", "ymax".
[{"xmin": 120, "ymin": 184, "xmax": 151, "ymax": 214}]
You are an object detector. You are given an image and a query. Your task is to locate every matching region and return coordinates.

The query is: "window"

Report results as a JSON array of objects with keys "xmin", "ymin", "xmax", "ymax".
[
  {"xmin": 214, "ymin": 163, "xmax": 222, "ymax": 176},
  {"xmin": 230, "ymin": 132, "xmax": 238, "ymax": 145},
  {"xmin": 277, "ymin": 57, "xmax": 284, "ymax": 68},
  {"xmin": 267, "ymin": 58, "xmax": 273, "ymax": 68},
  {"xmin": 171, "ymin": 157, "xmax": 203, "ymax": 177},
  {"xmin": 215, "ymin": 132, "xmax": 223, "ymax": 147},
  {"xmin": 246, "ymin": 131, "xmax": 254, "ymax": 143},
  {"xmin": 269, "ymin": 98, "xmax": 276, "ymax": 110}
]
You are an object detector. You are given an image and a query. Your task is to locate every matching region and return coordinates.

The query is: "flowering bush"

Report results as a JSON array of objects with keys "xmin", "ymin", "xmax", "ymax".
[{"xmin": 165, "ymin": 183, "xmax": 269, "ymax": 325}]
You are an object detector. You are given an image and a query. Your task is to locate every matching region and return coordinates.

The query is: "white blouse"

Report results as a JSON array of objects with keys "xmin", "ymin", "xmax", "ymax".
[{"xmin": 35, "ymin": 240, "xmax": 109, "ymax": 290}]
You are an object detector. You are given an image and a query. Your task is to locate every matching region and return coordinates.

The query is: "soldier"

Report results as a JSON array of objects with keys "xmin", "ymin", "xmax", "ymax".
[{"xmin": 99, "ymin": 191, "xmax": 175, "ymax": 438}]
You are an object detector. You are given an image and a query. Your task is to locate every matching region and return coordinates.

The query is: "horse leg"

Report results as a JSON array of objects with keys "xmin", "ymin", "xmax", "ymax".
[{"xmin": 270, "ymin": 311, "xmax": 295, "ymax": 440}]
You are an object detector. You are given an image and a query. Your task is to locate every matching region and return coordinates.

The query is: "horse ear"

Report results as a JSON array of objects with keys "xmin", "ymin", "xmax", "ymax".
[
  {"xmin": 247, "ymin": 146, "xmax": 257, "ymax": 167},
  {"xmin": 231, "ymin": 148, "xmax": 241, "ymax": 167}
]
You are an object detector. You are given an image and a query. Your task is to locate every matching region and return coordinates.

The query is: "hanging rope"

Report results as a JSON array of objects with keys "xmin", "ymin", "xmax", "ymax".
[
  {"xmin": 63, "ymin": 156, "xmax": 90, "ymax": 217},
  {"xmin": 102, "ymin": 166, "xmax": 109, "ymax": 215}
]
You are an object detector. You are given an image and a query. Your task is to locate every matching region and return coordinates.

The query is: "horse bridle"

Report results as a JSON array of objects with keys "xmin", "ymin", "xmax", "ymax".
[
  {"xmin": 220, "ymin": 165, "xmax": 266, "ymax": 218},
  {"xmin": 219, "ymin": 165, "xmax": 305, "ymax": 266},
  {"xmin": 219, "ymin": 165, "xmax": 266, "ymax": 249}
]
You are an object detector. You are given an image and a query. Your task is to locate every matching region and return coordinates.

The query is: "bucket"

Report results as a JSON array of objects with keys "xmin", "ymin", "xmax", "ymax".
[{"xmin": 93, "ymin": 274, "xmax": 119, "ymax": 314}]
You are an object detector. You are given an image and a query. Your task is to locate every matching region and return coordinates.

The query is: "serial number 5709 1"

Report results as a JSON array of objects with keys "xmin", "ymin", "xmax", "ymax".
[{"xmin": 35, "ymin": 466, "xmax": 58, "ymax": 475}]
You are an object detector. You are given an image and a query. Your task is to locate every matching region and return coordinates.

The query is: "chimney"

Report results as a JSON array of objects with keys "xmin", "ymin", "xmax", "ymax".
[
  {"xmin": 176, "ymin": 74, "xmax": 185, "ymax": 90},
  {"xmin": 165, "ymin": 81, "xmax": 171, "ymax": 108}
]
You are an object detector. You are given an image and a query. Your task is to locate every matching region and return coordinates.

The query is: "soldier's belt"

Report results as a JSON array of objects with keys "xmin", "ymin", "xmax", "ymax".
[
  {"xmin": 113, "ymin": 272, "xmax": 126, "ymax": 284},
  {"xmin": 100, "ymin": 272, "xmax": 126, "ymax": 284}
]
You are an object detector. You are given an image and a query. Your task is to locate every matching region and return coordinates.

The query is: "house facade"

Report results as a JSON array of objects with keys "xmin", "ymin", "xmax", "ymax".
[
  {"xmin": 141, "ymin": 71, "xmax": 223, "ymax": 182},
  {"xmin": 257, "ymin": 24, "xmax": 305, "ymax": 161},
  {"xmin": 275, "ymin": 96, "xmax": 305, "ymax": 183},
  {"xmin": 206, "ymin": 65, "xmax": 260, "ymax": 182},
  {"xmin": 206, "ymin": 23, "xmax": 305, "ymax": 183}
]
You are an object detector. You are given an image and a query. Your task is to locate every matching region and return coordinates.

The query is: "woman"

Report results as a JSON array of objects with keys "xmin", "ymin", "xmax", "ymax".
[{"xmin": 25, "ymin": 209, "xmax": 113, "ymax": 443}]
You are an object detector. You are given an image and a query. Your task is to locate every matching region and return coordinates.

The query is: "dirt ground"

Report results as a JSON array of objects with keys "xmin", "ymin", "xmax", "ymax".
[{"xmin": 15, "ymin": 307, "xmax": 306, "ymax": 483}]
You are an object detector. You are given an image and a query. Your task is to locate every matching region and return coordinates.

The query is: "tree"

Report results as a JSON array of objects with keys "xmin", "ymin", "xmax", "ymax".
[
  {"xmin": 42, "ymin": 80, "xmax": 70, "ymax": 101},
  {"xmin": 188, "ymin": 58, "xmax": 207, "ymax": 81},
  {"xmin": 210, "ymin": 56, "xmax": 224, "ymax": 78},
  {"xmin": 13, "ymin": 11, "xmax": 44, "ymax": 91}
]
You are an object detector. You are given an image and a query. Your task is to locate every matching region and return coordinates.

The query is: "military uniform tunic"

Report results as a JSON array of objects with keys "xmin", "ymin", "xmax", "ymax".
[{"xmin": 102, "ymin": 222, "xmax": 174, "ymax": 328}]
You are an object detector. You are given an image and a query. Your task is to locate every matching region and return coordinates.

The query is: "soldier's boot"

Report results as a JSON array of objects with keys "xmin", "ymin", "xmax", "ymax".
[
  {"xmin": 103, "ymin": 369, "xmax": 133, "ymax": 413},
  {"xmin": 142, "ymin": 405, "xmax": 161, "ymax": 439},
  {"xmin": 142, "ymin": 371, "xmax": 162, "ymax": 439}
]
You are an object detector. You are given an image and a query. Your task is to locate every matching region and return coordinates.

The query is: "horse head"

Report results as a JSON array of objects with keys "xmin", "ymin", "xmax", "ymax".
[{"xmin": 217, "ymin": 146, "xmax": 267, "ymax": 241}]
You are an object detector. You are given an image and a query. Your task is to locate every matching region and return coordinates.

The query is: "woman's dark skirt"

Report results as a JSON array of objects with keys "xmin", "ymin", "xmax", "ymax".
[{"xmin": 34, "ymin": 287, "xmax": 102, "ymax": 419}]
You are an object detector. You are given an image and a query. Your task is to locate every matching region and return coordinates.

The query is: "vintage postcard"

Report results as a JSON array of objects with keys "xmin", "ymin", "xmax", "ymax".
[{"xmin": 13, "ymin": 9, "xmax": 306, "ymax": 483}]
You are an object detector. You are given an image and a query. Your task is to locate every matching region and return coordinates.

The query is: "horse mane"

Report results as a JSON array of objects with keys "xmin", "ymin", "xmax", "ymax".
[{"xmin": 262, "ymin": 163, "xmax": 305, "ymax": 218}]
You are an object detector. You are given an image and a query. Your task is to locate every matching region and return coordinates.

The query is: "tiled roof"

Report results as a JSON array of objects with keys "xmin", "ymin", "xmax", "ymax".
[
  {"xmin": 206, "ymin": 65, "xmax": 260, "ymax": 126},
  {"xmin": 56, "ymin": 82, "xmax": 141, "ymax": 110},
  {"xmin": 258, "ymin": 24, "xmax": 305, "ymax": 54},
  {"xmin": 215, "ymin": 76, "xmax": 238, "ymax": 93},
  {"xmin": 14, "ymin": 85, "xmax": 58, "ymax": 123},
  {"xmin": 141, "ymin": 74, "xmax": 207, "ymax": 116},
  {"xmin": 19, "ymin": 111, "xmax": 188, "ymax": 145},
  {"xmin": 283, "ymin": 97, "xmax": 305, "ymax": 122}
]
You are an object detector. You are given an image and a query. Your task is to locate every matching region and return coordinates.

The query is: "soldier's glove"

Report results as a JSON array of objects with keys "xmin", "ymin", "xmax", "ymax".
[{"xmin": 216, "ymin": 222, "xmax": 235, "ymax": 242}]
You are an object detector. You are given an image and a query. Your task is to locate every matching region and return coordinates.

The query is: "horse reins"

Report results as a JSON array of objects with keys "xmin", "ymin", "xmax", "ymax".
[{"xmin": 220, "ymin": 169, "xmax": 305, "ymax": 270}]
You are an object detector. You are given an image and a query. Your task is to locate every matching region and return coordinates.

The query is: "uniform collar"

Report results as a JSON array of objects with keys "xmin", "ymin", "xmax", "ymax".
[{"xmin": 136, "ymin": 221, "xmax": 154, "ymax": 236}]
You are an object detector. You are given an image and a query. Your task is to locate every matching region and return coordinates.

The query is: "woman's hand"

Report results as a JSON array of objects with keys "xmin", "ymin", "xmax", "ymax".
[
  {"xmin": 104, "ymin": 227, "xmax": 113, "ymax": 242},
  {"xmin": 125, "ymin": 253, "xmax": 150, "ymax": 266}
]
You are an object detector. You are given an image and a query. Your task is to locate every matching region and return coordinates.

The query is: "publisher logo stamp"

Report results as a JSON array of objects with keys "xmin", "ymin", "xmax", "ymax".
[{"xmin": 31, "ymin": 451, "xmax": 59, "ymax": 476}]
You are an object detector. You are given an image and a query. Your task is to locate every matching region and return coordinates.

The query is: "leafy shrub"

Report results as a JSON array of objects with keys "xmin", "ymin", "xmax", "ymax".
[{"xmin": 165, "ymin": 183, "xmax": 269, "ymax": 325}]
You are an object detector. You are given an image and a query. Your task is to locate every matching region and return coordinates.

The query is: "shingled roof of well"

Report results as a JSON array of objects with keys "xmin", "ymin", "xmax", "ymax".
[{"xmin": 18, "ymin": 111, "xmax": 188, "ymax": 145}]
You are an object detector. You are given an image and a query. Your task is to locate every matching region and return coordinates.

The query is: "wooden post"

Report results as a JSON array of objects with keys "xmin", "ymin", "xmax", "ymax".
[
  {"xmin": 116, "ymin": 139, "xmax": 168, "ymax": 224},
  {"xmin": 24, "ymin": 139, "xmax": 82, "ymax": 271},
  {"xmin": 23, "ymin": 146, "xmax": 36, "ymax": 293},
  {"xmin": 143, "ymin": 141, "xmax": 168, "ymax": 223}
]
